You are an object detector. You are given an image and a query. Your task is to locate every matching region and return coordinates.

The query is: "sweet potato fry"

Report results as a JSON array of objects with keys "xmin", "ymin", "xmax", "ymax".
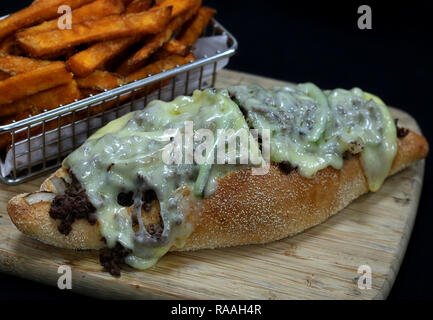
[
  {"xmin": 0, "ymin": 71, "xmax": 9, "ymax": 81},
  {"xmin": 178, "ymin": 6, "xmax": 216, "ymax": 46},
  {"xmin": 126, "ymin": 53, "xmax": 194, "ymax": 82},
  {"xmin": 115, "ymin": 17, "xmax": 184, "ymax": 75},
  {"xmin": 80, "ymin": 88, "xmax": 102, "ymax": 98},
  {"xmin": 37, "ymin": 47, "xmax": 78, "ymax": 60},
  {"xmin": 121, "ymin": 0, "xmax": 135, "ymax": 6},
  {"xmin": 67, "ymin": 37, "xmax": 139, "ymax": 77},
  {"xmin": 0, "ymin": 61, "xmax": 73, "ymax": 104},
  {"xmin": 0, "ymin": 36, "xmax": 24, "ymax": 55},
  {"xmin": 66, "ymin": 0, "xmax": 157, "ymax": 77},
  {"xmin": 126, "ymin": 0, "xmax": 154, "ymax": 13},
  {"xmin": 0, "ymin": 36, "xmax": 14, "ymax": 54},
  {"xmin": 0, "ymin": 0, "xmax": 94, "ymax": 40},
  {"xmin": 31, "ymin": 0, "xmax": 60, "ymax": 5},
  {"xmin": 116, "ymin": 0, "xmax": 200, "ymax": 75},
  {"xmin": 113, "ymin": 54, "xmax": 194, "ymax": 104},
  {"xmin": 163, "ymin": 39, "xmax": 189, "ymax": 56},
  {"xmin": 18, "ymin": 0, "xmax": 126, "ymax": 38},
  {"xmin": 0, "ymin": 87, "xmax": 128, "ymax": 151},
  {"xmin": 79, "ymin": 88, "xmax": 131, "ymax": 110},
  {"xmin": 0, "ymin": 53, "xmax": 51, "ymax": 76},
  {"xmin": 152, "ymin": 0, "xmax": 196, "ymax": 17},
  {"xmin": 18, "ymin": 7, "xmax": 172, "ymax": 58},
  {"xmin": 76, "ymin": 70, "xmax": 126, "ymax": 91},
  {"xmin": 0, "ymin": 101, "xmax": 95, "ymax": 151},
  {"xmin": 0, "ymin": 81, "xmax": 81, "ymax": 119},
  {"xmin": 138, "ymin": 39, "xmax": 188, "ymax": 63}
]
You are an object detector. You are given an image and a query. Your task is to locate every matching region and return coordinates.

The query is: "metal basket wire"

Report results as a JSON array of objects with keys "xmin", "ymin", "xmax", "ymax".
[{"xmin": 0, "ymin": 18, "xmax": 238, "ymax": 185}]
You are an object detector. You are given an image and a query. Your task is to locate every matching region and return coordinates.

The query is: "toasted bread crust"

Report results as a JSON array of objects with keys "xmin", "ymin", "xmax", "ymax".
[{"xmin": 7, "ymin": 130, "xmax": 429, "ymax": 252}]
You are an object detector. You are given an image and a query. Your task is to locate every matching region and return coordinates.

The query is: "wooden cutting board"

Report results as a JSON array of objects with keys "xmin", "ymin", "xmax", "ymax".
[{"xmin": 0, "ymin": 70, "xmax": 425, "ymax": 299}]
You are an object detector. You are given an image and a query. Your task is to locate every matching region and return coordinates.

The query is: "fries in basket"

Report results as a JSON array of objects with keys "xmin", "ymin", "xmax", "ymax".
[{"xmin": 0, "ymin": 0, "xmax": 216, "ymax": 152}]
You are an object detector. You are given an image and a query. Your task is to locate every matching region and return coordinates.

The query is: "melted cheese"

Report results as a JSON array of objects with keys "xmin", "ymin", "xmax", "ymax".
[
  {"xmin": 228, "ymin": 84, "xmax": 397, "ymax": 191},
  {"xmin": 63, "ymin": 85, "xmax": 397, "ymax": 269},
  {"xmin": 64, "ymin": 89, "xmax": 259, "ymax": 269}
]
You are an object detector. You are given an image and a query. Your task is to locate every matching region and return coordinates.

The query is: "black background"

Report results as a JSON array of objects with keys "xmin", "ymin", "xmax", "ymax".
[{"xmin": 0, "ymin": 0, "xmax": 432, "ymax": 299}]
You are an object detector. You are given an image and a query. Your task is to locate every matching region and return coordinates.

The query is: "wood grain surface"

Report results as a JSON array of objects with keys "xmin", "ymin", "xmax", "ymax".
[{"xmin": 0, "ymin": 69, "xmax": 426, "ymax": 299}]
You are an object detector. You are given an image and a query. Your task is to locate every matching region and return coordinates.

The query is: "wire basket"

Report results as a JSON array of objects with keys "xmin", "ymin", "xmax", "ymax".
[{"xmin": 0, "ymin": 18, "xmax": 237, "ymax": 185}]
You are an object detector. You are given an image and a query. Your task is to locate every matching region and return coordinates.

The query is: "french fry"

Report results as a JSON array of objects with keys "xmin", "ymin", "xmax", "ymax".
[
  {"xmin": 18, "ymin": 0, "xmax": 126, "ymax": 38},
  {"xmin": 121, "ymin": 0, "xmax": 135, "ymax": 6},
  {"xmin": 125, "ymin": 0, "xmax": 155, "ymax": 13},
  {"xmin": 66, "ymin": 0, "xmax": 157, "ymax": 77},
  {"xmin": 67, "ymin": 37, "xmax": 139, "ymax": 77},
  {"xmin": 178, "ymin": 6, "xmax": 216, "ymax": 46},
  {"xmin": 126, "ymin": 53, "xmax": 194, "ymax": 82},
  {"xmin": 0, "ymin": 89, "xmax": 92, "ymax": 151},
  {"xmin": 116, "ymin": 0, "xmax": 200, "ymax": 75},
  {"xmin": 31, "ymin": 0, "xmax": 61, "ymax": 5},
  {"xmin": 76, "ymin": 70, "xmax": 126, "ymax": 91},
  {"xmin": 0, "ymin": 0, "xmax": 94, "ymax": 40},
  {"xmin": 0, "ymin": 36, "xmax": 23, "ymax": 55},
  {"xmin": 0, "ymin": 85, "xmax": 132, "ymax": 151},
  {"xmin": 115, "ymin": 17, "xmax": 185, "ymax": 75},
  {"xmin": 0, "ymin": 53, "xmax": 52, "ymax": 76},
  {"xmin": 150, "ymin": 39, "xmax": 188, "ymax": 61},
  {"xmin": 79, "ymin": 55, "xmax": 191, "ymax": 112},
  {"xmin": 79, "ymin": 89, "xmax": 129, "ymax": 109},
  {"xmin": 163, "ymin": 39, "xmax": 189, "ymax": 56},
  {"xmin": 80, "ymin": 88, "xmax": 102, "ymax": 98},
  {"xmin": 37, "ymin": 47, "xmax": 78, "ymax": 60},
  {"xmin": 0, "ymin": 36, "xmax": 14, "ymax": 53},
  {"xmin": 18, "ymin": 7, "xmax": 172, "ymax": 58},
  {"xmin": 0, "ymin": 81, "xmax": 81, "ymax": 119},
  {"xmin": 0, "ymin": 71, "xmax": 9, "ymax": 81},
  {"xmin": 152, "ymin": 0, "xmax": 196, "ymax": 17},
  {"xmin": 108, "ymin": 53, "xmax": 194, "ymax": 106},
  {"xmin": 0, "ymin": 61, "xmax": 73, "ymax": 104}
]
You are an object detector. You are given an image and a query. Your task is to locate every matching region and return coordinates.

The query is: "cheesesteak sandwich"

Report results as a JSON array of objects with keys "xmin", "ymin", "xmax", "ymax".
[{"xmin": 7, "ymin": 84, "xmax": 428, "ymax": 275}]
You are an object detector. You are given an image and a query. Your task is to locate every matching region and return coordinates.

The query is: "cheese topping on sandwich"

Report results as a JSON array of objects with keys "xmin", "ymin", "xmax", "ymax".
[
  {"xmin": 64, "ymin": 89, "xmax": 260, "ymax": 269},
  {"xmin": 63, "ymin": 85, "xmax": 397, "ymax": 269},
  {"xmin": 228, "ymin": 84, "xmax": 397, "ymax": 191}
]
